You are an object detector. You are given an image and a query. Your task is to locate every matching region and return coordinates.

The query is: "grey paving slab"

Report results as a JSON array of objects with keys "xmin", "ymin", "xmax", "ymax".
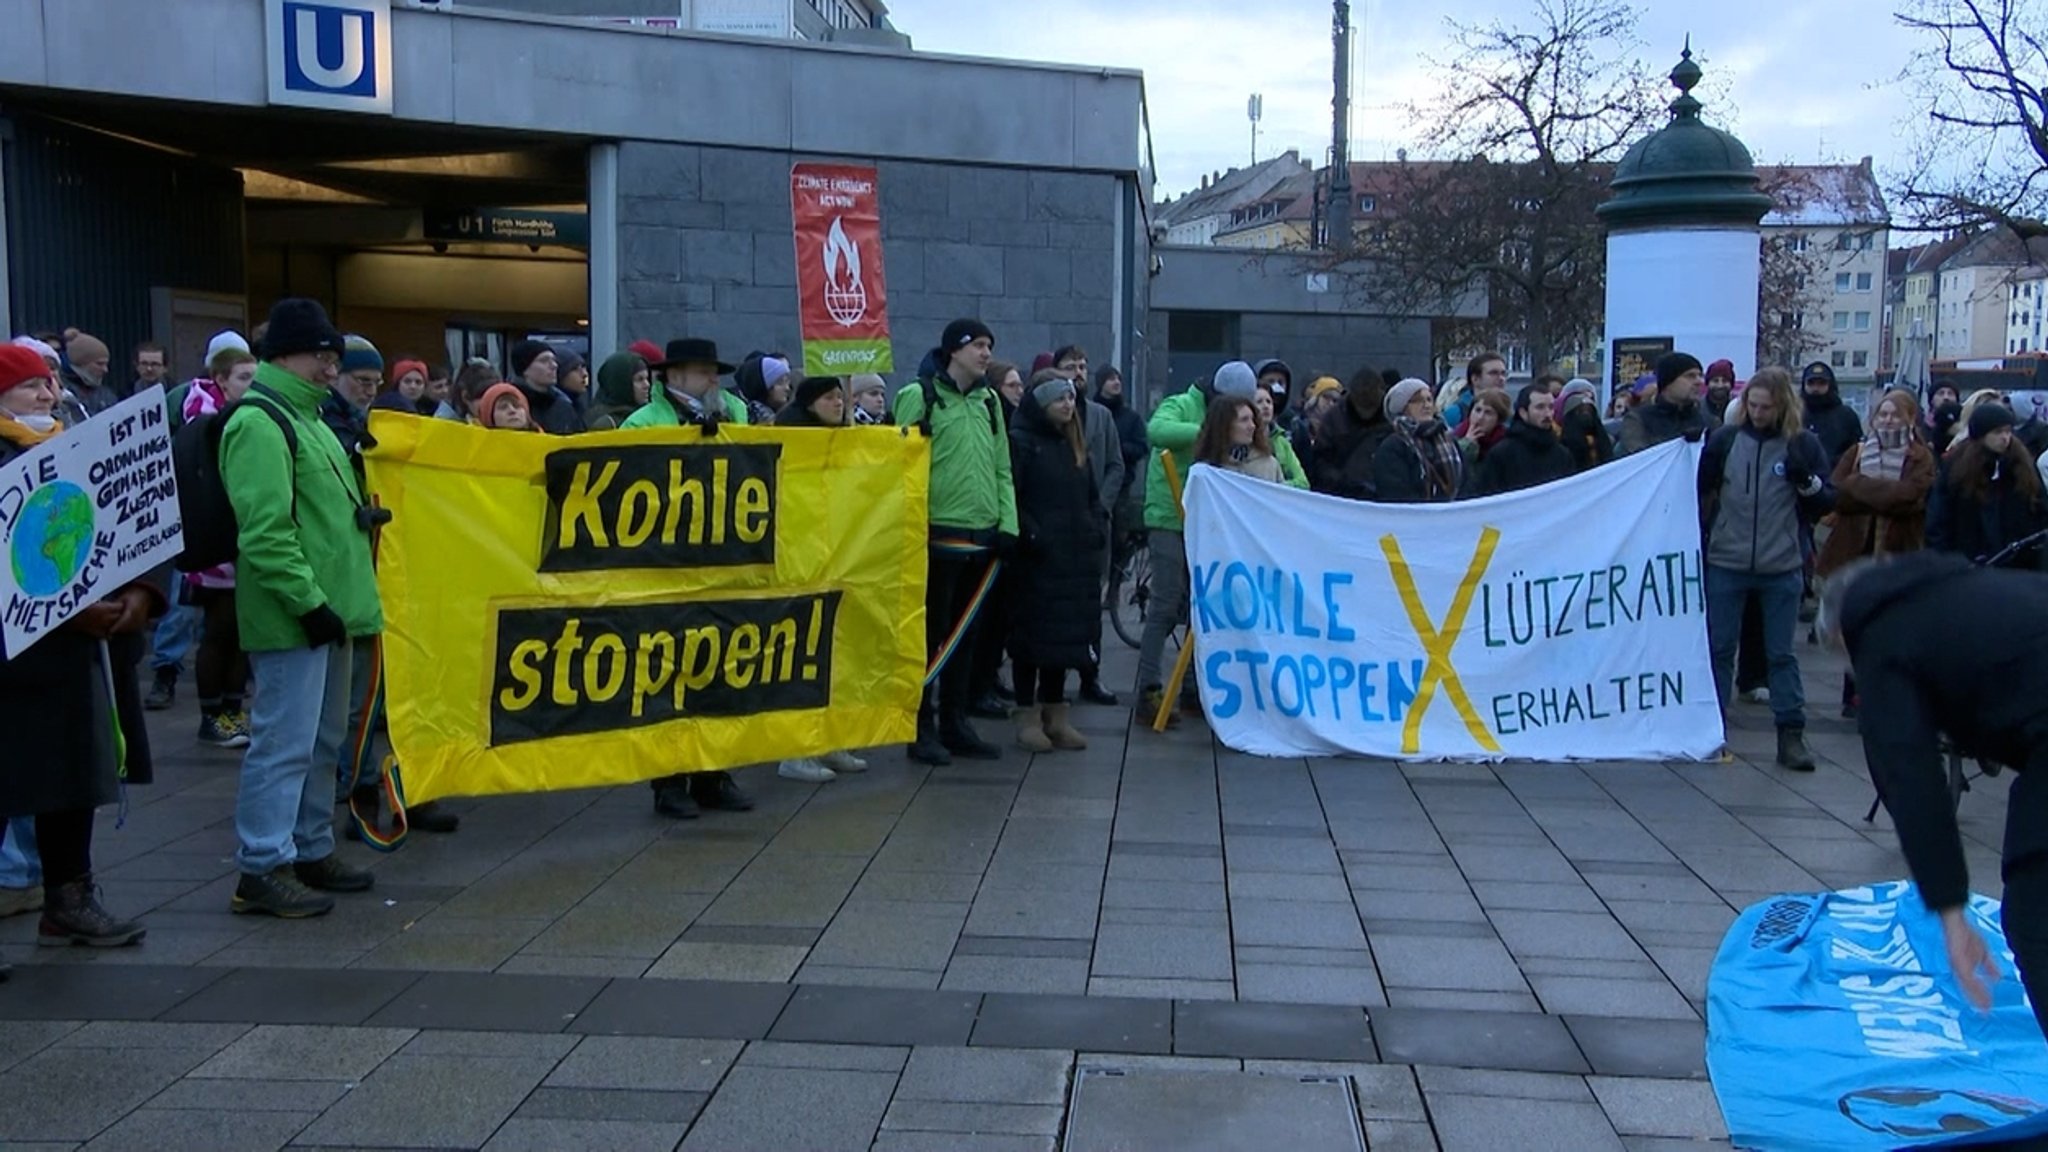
[
  {"xmin": 1528, "ymin": 975, "xmax": 1699, "ymax": 1020},
  {"xmin": 160, "ymin": 967, "xmax": 418, "ymax": 1026},
  {"xmin": 871, "ymin": 1133, "xmax": 1055, "ymax": 1152},
  {"xmin": 146, "ymin": 1076, "xmax": 352, "ymax": 1113},
  {"xmin": 882, "ymin": 1100, "xmax": 1065, "ymax": 1136},
  {"xmin": 1415, "ymin": 1065, "xmax": 1594, "ymax": 1101},
  {"xmin": 1174, "ymin": 1000, "xmax": 1376, "ymax": 1062},
  {"xmin": 1563, "ymin": 1017, "xmax": 1708, "ymax": 1080},
  {"xmin": 1468, "ymin": 880, "xmax": 1607, "ymax": 913},
  {"xmin": 1363, "ymin": 1119, "xmax": 1443, "ymax": 1151},
  {"xmin": 1488, "ymin": 910, "xmax": 1650, "ymax": 961},
  {"xmin": 769, "ymin": 985, "xmax": 981, "ymax": 1047},
  {"xmin": 1427, "ymin": 1094, "xmax": 1626, "ymax": 1152},
  {"xmin": 1089, "ymin": 976, "xmax": 1237, "ymax": 1000},
  {"xmin": 0, "ymin": 1045, "xmax": 216, "ymax": 1143},
  {"xmin": 1063, "ymin": 1067, "xmax": 1365, "ymax": 1152},
  {"xmin": 189, "ymin": 1024, "xmax": 415, "ymax": 1081},
  {"xmin": 971, "ymin": 992, "xmax": 1171, "ymax": 1055},
  {"xmin": 645, "ymin": 940, "xmax": 809, "ymax": 982},
  {"xmin": 364, "ymin": 971, "xmax": 609, "ymax": 1033},
  {"xmin": 678, "ymin": 1066, "xmax": 897, "ymax": 1152},
  {"xmin": 794, "ymin": 962, "xmax": 944, "ymax": 989},
  {"xmin": 1384, "ymin": 988, "xmax": 1546, "ymax": 1014},
  {"xmin": 570, "ymin": 977, "xmax": 793, "ymax": 1039},
  {"xmin": 546, "ymin": 1036, "xmax": 741, "ymax": 1091},
  {"xmin": 941, "ymin": 955, "xmax": 1091, "ymax": 995},
  {"xmin": 1092, "ymin": 921, "xmax": 1233, "ymax": 981},
  {"xmin": 896, "ymin": 1045, "xmax": 1071, "ymax": 1104},
  {"xmin": 811, "ymin": 902, "xmax": 970, "ymax": 969},
  {"xmin": 0, "ymin": 1020, "xmax": 82, "ymax": 1074},
  {"xmin": 0, "ymin": 964, "xmax": 227, "ymax": 1022},
  {"xmin": 52, "ymin": 1020, "xmax": 250, "ymax": 1052},
  {"xmin": 740, "ymin": 1041, "xmax": 911, "ymax": 1071},
  {"xmin": 1237, "ymin": 962, "xmax": 1385, "ymax": 1007},
  {"xmin": 964, "ymin": 886, "xmax": 1101, "ymax": 940},
  {"xmin": 1588, "ymin": 1076, "xmax": 1730, "ymax": 1139},
  {"xmin": 1372, "ymin": 1008, "xmax": 1588, "ymax": 1075},
  {"xmin": 1371, "ymin": 935, "xmax": 1529, "ymax": 993},
  {"xmin": 1231, "ymin": 899, "xmax": 1369, "ymax": 950},
  {"xmin": 1246, "ymin": 1060, "xmax": 1425, "ymax": 1121},
  {"xmin": 1351, "ymin": 887, "xmax": 1489, "ymax": 923},
  {"xmin": 514, "ymin": 1086, "xmax": 709, "ymax": 1123},
  {"xmin": 293, "ymin": 1053, "xmax": 561, "ymax": 1149},
  {"xmin": 480, "ymin": 1117, "xmax": 693, "ymax": 1152},
  {"xmin": 77, "ymin": 1106, "xmax": 317, "ymax": 1152}
]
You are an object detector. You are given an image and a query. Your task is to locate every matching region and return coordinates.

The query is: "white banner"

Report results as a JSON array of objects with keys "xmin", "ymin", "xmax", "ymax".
[
  {"xmin": 0, "ymin": 387, "xmax": 183, "ymax": 656},
  {"xmin": 1182, "ymin": 439, "xmax": 1722, "ymax": 762}
]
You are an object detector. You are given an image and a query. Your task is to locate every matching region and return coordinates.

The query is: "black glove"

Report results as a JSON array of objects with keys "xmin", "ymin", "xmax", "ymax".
[
  {"xmin": 695, "ymin": 409, "xmax": 723, "ymax": 437},
  {"xmin": 1785, "ymin": 462, "xmax": 1814, "ymax": 492},
  {"xmin": 299, "ymin": 605, "xmax": 348, "ymax": 649},
  {"xmin": 1682, "ymin": 426, "xmax": 1705, "ymax": 444},
  {"xmin": 996, "ymin": 532, "xmax": 1021, "ymax": 561}
]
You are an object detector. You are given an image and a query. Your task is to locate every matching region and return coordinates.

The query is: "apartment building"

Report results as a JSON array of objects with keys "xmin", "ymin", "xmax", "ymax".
[{"xmin": 1757, "ymin": 161, "xmax": 1890, "ymax": 383}]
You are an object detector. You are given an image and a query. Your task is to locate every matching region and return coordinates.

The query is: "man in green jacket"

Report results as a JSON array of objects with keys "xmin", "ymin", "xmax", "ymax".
[
  {"xmin": 219, "ymin": 299, "xmax": 382, "ymax": 919},
  {"xmin": 1136, "ymin": 360, "xmax": 1260, "ymax": 723},
  {"xmin": 619, "ymin": 337, "xmax": 758, "ymax": 819},
  {"xmin": 893, "ymin": 319, "xmax": 1017, "ymax": 765}
]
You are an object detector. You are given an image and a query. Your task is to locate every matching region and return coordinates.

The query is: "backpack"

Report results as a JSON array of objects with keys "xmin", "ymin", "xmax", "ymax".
[{"xmin": 172, "ymin": 385, "xmax": 298, "ymax": 572}]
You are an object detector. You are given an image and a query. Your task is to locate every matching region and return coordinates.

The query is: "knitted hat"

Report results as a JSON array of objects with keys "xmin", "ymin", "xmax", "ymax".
[
  {"xmin": 64, "ymin": 330, "xmax": 110, "ymax": 365},
  {"xmin": 1558, "ymin": 378, "xmax": 1598, "ymax": 415},
  {"xmin": 1383, "ymin": 377, "xmax": 1431, "ymax": 422},
  {"xmin": 1656, "ymin": 352, "xmax": 1704, "ymax": 390},
  {"xmin": 792, "ymin": 374, "xmax": 844, "ymax": 414},
  {"xmin": 1968, "ymin": 401, "xmax": 2017, "ymax": 440},
  {"xmin": 1632, "ymin": 373, "xmax": 1660, "ymax": 398},
  {"xmin": 627, "ymin": 339, "xmax": 664, "ymax": 364},
  {"xmin": 388, "ymin": 358, "xmax": 430, "ymax": 387},
  {"xmin": 259, "ymin": 298, "xmax": 346, "ymax": 360},
  {"xmin": 1030, "ymin": 351, "xmax": 1058, "ymax": 375},
  {"xmin": 1032, "ymin": 375, "xmax": 1077, "ymax": 409},
  {"xmin": 1706, "ymin": 358, "xmax": 1737, "ymax": 383},
  {"xmin": 1306, "ymin": 376, "xmax": 1343, "ymax": 403},
  {"xmin": 11, "ymin": 336, "xmax": 60, "ymax": 367},
  {"xmin": 510, "ymin": 339, "xmax": 552, "ymax": 378},
  {"xmin": 478, "ymin": 382, "xmax": 529, "ymax": 429},
  {"xmin": 1211, "ymin": 360, "xmax": 1258, "ymax": 400},
  {"xmin": 849, "ymin": 373, "xmax": 888, "ymax": 396},
  {"xmin": 939, "ymin": 319, "xmax": 995, "ymax": 362},
  {"xmin": 1801, "ymin": 361, "xmax": 1837, "ymax": 387},
  {"xmin": 205, "ymin": 330, "xmax": 251, "ymax": 368},
  {"xmin": 0, "ymin": 344, "xmax": 53, "ymax": 392},
  {"xmin": 341, "ymin": 335, "xmax": 383, "ymax": 375},
  {"xmin": 557, "ymin": 350, "xmax": 586, "ymax": 376},
  {"xmin": 761, "ymin": 357, "xmax": 792, "ymax": 391}
]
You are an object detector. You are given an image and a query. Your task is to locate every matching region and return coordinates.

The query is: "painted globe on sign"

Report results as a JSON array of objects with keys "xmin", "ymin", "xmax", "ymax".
[
  {"xmin": 8, "ymin": 481, "xmax": 95, "ymax": 597},
  {"xmin": 826, "ymin": 278, "xmax": 868, "ymax": 327}
]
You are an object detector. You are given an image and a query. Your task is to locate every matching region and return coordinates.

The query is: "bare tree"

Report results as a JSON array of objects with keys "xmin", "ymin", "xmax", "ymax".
[
  {"xmin": 1756, "ymin": 235, "xmax": 1833, "ymax": 368},
  {"xmin": 1351, "ymin": 0, "xmax": 1665, "ymax": 373},
  {"xmin": 1892, "ymin": 0, "xmax": 2047, "ymax": 239}
]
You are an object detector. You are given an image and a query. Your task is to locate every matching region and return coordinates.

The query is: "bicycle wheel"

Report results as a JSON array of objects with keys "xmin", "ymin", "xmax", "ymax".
[{"xmin": 1111, "ymin": 545, "xmax": 1151, "ymax": 649}]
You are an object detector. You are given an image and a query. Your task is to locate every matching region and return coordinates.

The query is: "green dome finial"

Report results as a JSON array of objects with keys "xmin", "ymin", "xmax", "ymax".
[
  {"xmin": 1596, "ymin": 41, "xmax": 1773, "ymax": 231},
  {"xmin": 1670, "ymin": 38, "xmax": 1703, "ymax": 118}
]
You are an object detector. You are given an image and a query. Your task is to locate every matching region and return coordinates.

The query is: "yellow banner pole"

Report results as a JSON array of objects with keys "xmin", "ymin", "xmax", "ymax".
[{"xmin": 1152, "ymin": 451, "xmax": 1194, "ymax": 733}]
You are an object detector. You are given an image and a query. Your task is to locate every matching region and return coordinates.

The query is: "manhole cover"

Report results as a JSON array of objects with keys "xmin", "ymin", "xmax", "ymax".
[{"xmin": 1064, "ymin": 1067, "xmax": 1366, "ymax": 1152}]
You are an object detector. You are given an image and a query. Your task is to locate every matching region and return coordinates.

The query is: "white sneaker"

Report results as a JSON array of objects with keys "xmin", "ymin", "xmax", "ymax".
[
  {"xmin": 777, "ymin": 758, "xmax": 837, "ymax": 783},
  {"xmin": 0, "ymin": 885, "xmax": 43, "ymax": 918},
  {"xmin": 1742, "ymin": 688, "xmax": 1770, "ymax": 704},
  {"xmin": 820, "ymin": 750, "xmax": 868, "ymax": 774}
]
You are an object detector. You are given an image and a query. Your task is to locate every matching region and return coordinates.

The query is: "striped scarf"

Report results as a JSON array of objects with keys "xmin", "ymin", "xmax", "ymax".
[{"xmin": 1395, "ymin": 416, "xmax": 1464, "ymax": 500}]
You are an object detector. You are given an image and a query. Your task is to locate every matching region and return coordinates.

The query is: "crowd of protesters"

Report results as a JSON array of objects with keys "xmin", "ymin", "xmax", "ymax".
[{"xmin": 3, "ymin": 300, "xmax": 2039, "ymax": 977}]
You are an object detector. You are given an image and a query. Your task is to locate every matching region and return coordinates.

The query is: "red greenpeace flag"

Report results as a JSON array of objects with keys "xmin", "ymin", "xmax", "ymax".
[{"xmin": 791, "ymin": 163, "xmax": 893, "ymax": 376}]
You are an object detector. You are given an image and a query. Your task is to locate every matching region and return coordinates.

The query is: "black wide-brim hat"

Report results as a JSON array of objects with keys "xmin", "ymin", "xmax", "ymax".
[{"xmin": 649, "ymin": 337, "xmax": 734, "ymax": 375}]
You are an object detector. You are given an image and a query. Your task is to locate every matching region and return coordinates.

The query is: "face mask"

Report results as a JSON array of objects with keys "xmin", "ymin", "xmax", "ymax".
[{"xmin": 13, "ymin": 413, "xmax": 56, "ymax": 432}]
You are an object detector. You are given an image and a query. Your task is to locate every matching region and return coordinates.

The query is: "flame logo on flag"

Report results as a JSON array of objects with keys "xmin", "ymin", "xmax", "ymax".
[{"xmin": 822, "ymin": 218, "xmax": 868, "ymax": 327}]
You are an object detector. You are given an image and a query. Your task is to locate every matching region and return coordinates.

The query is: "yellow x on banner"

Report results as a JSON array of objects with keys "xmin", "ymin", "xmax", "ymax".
[{"xmin": 1380, "ymin": 528, "xmax": 1505, "ymax": 756}]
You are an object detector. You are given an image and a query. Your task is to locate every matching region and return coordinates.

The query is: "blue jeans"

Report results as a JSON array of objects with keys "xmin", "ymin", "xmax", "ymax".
[
  {"xmin": 1707, "ymin": 565, "xmax": 1806, "ymax": 730},
  {"xmin": 236, "ymin": 642, "xmax": 352, "ymax": 875},
  {"xmin": 336, "ymin": 635, "xmax": 384, "ymax": 805},
  {"xmin": 150, "ymin": 601, "xmax": 201, "ymax": 674},
  {"xmin": 0, "ymin": 816, "xmax": 40, "ymax": 888}
]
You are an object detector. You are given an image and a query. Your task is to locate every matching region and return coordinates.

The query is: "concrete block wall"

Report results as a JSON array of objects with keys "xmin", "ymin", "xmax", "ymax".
[
  {"xmin": 616, "ymin": 141, "xmax": 1124, "ymax": 383},
  {"xmin": 1144, "ymin": 312, "xmax": 1430, "ymax": 404}
]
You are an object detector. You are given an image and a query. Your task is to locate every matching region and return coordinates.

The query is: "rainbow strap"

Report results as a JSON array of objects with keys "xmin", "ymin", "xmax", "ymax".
[
  {"xmin": 340, "ymin": 634, "xmax": 411, "ymax": 853},
  {"xmin": 924, "ymin": 538, "xmax": 1003, "ymax": 687}
]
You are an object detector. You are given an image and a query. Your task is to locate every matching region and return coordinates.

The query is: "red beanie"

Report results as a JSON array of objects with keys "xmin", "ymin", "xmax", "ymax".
[
  {"xmin": 478, "ymin": 382, "xmax": 529, "ymax": 428},
  {"xmin": 628, "ymin": 340, "xmax": 663, "ymax": 364},
  {"xmin": 0, "ymin": 344, "xmax": 53, "ymax": 392},
  {"xmin": 1706, "ymin": 359, "xmax": 1736, "ymax": 383},
  {"xmin": 388, "ymin": 359, "xmax": 429, "ymax": 388}
]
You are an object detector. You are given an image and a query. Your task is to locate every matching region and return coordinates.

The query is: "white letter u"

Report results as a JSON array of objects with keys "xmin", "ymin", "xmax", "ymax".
[{"xmin": 294, "ymin": 9, "xmax": 366, "ymax": 90}]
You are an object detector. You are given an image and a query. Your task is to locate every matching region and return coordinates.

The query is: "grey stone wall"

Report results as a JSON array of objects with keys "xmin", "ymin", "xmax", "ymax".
[
  {"xmin": 617, "ymin": 142, "xmax": 1123, "ymax": 384},
  {"xmin": 1146, "ymin": 312, "xmax": 1430, "ymax": 405}
]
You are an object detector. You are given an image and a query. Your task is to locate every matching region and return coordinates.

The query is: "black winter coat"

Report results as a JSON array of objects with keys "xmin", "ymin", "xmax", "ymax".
[
  {"xmin": 0, "ymin": 438, "xmax": 164, "ymax": 816},
  {"xmin": 1310, "ymin": 397, "xmax": 1395, "ymax": 499},
  {"xmin": 1372, "ymin": 428, "xmax": 1467, "ymax": 504},
  {"xmin": 1093, "ymin": 387, "xmax": 1148, "ymax": 496},
  {"xmin": 1841, "ymin": 552, "xmax": 2048, "ymax": 910},
  {"xmin": 1006, "ymin": 393, "xmax": 1107, "ymax": 668},
  {"xmin": 1927, "ymin": 453, "xmax": 2048, "ymax": 568},
  {"xmin": 1472, "ymin": 421, "xmax": 1575, "ymax": 496},
  {"xmin": 1617, "ymin": 397, "xmax": 1709, "ymax": 455},
  {"xmin": 1557, "ymin": 406, "xmax": 1615, "ymax": 473},
  {"xmin": 1803, "ymin": 390, "xmax": 1866, "ymax": 471}
]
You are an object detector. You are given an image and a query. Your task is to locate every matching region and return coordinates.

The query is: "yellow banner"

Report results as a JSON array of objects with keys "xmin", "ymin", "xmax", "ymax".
[{"xmin": 362, "ymin": 415, "xmax": 929, "ymax": 804}]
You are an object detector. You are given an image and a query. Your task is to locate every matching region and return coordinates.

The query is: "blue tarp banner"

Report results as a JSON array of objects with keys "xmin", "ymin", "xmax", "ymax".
[{"xmin": 1708, "ymin": 880, "xmax": 2048, "ymax": 1150}]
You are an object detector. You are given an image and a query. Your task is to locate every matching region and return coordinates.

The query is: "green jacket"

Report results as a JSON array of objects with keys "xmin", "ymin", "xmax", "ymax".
[
  {"xmin": 1143, "ymin": 385, "xmax": 1208, "ymax": 532},
  {"xmin": 620, "ymin": 385, "xmax": 749, "ymax": 429},
  {"xmin": 892, "ymin": 376, "xmax": 1019, "ymax": 536},
  {"xmin": 220, "ymin": 363, "xmax": 383, "ymax": 651},
  {"xmin": 1273, "ymin": 432, "xmax": 1309, "ymax": 490}
]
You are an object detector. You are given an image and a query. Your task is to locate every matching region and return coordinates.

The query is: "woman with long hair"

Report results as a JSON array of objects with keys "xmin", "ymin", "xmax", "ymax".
[
  {"xmin": 1194, "ymin": 394, "xmax": 1283, "ymax": 482},
  {"xmin": 1005, "ymin": 371, "xmax": 1107, "ymax": 753},
  {"xmin": 1555, "ymin": 379, "xmax": 1614, "ymax": 472},
  {"xmin": 1815, "ymin": 389, "xmax": 1936, "ymax": 717},
  {"xmin": 1928, "ymin": 401, "xmax": 2048, "ymax": 569},
  {"xmin": 1372, "ymin": 378, "xmax": 1465, "ymax": 502}
]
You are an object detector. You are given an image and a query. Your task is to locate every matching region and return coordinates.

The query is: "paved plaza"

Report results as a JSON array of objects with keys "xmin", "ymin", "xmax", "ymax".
[{"xmin": 0, "ymin": 641, "xmax": 2010, "ymax": 1150}]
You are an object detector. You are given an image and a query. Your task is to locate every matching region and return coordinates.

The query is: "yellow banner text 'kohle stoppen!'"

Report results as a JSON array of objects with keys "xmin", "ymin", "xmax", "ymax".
[{"xmin": 363, "ymin": 415, "xmax": 929, "ymax": 805}]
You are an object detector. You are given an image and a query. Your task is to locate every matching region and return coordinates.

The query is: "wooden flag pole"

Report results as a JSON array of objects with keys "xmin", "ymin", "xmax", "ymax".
[{"xmin": 1153, "ymin": 452, "xmax": 1196, "ymax": 733}]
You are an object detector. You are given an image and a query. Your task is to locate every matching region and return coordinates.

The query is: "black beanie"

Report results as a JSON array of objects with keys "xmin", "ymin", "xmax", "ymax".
[
  {"xmin": 793, "ymin": 374, "xmax": 843, "ymax": 413},
  {"xmin": 1656, "ymin": 352, "xmax": 1704, "ymax": 390},
  {"xmin": 939, "ymin": 319, "xmax": 995, "ymax": 362},
  {"xmin": 1969, "ymin": 401, "xmax": 2017, "ymax": 441},
  {"xmin": 260, "ymin": 298, "xmax": 345, "ymax": 360},
  {"xmin": 510, "ymin": 339, "xmax": 551, "ymax": 378}
]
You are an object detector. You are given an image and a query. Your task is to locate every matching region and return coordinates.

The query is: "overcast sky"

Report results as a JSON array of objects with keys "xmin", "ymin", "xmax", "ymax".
[{"xmin": 883, "ymin": 0, "xmax": 1927, "ymax": 198}]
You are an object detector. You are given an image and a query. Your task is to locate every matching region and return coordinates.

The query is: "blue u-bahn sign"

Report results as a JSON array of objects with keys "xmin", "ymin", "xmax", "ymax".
[{"xmin": 266, "ymin": 0, "xmax": 393, "ymax": 114}]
